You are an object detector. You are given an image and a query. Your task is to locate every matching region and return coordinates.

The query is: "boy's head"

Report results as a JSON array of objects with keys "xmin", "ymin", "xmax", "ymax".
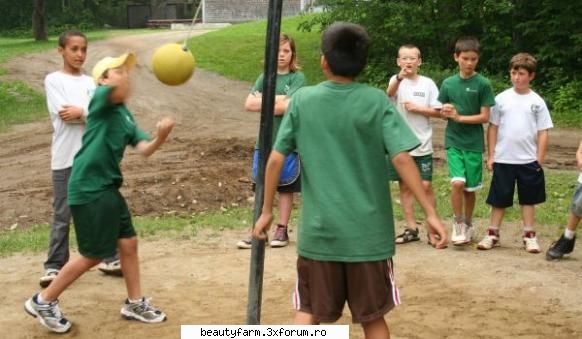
[
  {"xmin": 320, "ymin": 22, "xmax": 369, "ymax": 78},
  {"xmin": 509, "ymin": 53, "xmax": 536, "ymax": 92},
  {"xmin": 92, "ymin": 53, "xmax": 136, "ymax": 85},
  {"xmin": 58, "ymin": 30, "xmax": 88, "ymax": 74},
  {"xmin": 279, "ymin": 34, "xmax": 300, "ymax": 72},
  {"xmin": 396, "ymin": 44, "xmax": 422, "ymax": 76},
  {"xmin": 453, "ymin": 36, "xmax": 480, "ymax": 77}
]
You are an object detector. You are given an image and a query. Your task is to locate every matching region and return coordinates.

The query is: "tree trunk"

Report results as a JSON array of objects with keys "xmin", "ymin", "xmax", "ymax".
[{"xmin": 32, "ymin": 0, "xmax": 48, "ymax": 41}]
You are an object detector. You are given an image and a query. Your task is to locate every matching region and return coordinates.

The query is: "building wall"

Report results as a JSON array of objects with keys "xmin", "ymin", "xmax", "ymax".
[{"xmin": 203, "ymin": 0, "xmax": 302, "ymax": 23}]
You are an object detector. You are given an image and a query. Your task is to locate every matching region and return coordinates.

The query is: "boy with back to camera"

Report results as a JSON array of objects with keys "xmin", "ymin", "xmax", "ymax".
[
  {"xmin": 478, "ymin": 53, "xmax": 553, "ymax": 253},
  {"xmin": 40, "ymin": 30, "xmax": 121, "ymax": 288},
  {"xmin": 386, "ymin": 44, "xmax": 442, "ymax": 244},
  {"xmin": 253, "ymin": 22, "xmax": 448, "ymax": 339},
  {"xmin": 25, "ymin": 52, "xmax": 173, "ymax": 333},
  {"xmin": 438, "ymin": 36, "xmax": 495, "ymax": 246}
]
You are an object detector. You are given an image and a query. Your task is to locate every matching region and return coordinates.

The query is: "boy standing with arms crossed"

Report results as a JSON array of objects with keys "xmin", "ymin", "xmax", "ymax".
[
  {"xmin": 439, "ymin": 36, "xmax": 495, "ymax": 246},
  {"xmin": 386, "ymin": 44, "xmax": 442, "ymax": 244},
  {"xmin": 546, "ymin": 140, "xmax": 582, "ymax": 260},
  {"xmin": 25, "ymin": 53, "xmax": 173, "ymax": 333},
  {"xmin": 478, "ymin": 53, "xmax": 553, "ymax": 253},
  {"xmin": 40, "ymin": 31, "xmax": 121, "ymax": 288},
  {"xmin": 254, "ymin": 22, "xmax": 447, "ymax": 339}
]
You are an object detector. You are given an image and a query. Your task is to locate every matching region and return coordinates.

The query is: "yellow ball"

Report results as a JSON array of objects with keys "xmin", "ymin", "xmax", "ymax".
[{"xmin": 151, "ymin": 43, "xmax": 195, "ymax": 86}]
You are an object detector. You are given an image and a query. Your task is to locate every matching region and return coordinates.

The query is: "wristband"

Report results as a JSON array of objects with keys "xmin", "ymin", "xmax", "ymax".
[{"xmin": 396, "ymin": 75, "xmax": 403, "ymax": 82}]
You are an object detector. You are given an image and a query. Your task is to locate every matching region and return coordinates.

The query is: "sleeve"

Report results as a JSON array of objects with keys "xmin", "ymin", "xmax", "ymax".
[
  {"xmin": 437, "ymin": 79, "xmax": 449, "ymax": 104},
  {"xmin": 44, "ymin": 75, "xmax": 67, "ymax": 121},
  {"xmin": 480, "ymin": 79, "xmax": 496, "ymax": 107},
  {"xmin": 428, "ymin": 79, "xmax": 442, "ymax": 108},
  {"xmin": 536, "ymin": 98, "xmax": 553, "ymax": 130},
  {"xmin": 129, "ymin": 126, "xmax": 151, "ymax": 147},
  {"xmin": 273, "ymin": 93, "xmax": 299, "ymax": 155},
  {"xmin": 88, "ymin": 85, "xmax": 114, "ymax": 117},
  {"xmin": 382, "ymin": 100, "xmax": 420, "ymax": 159},
  {"xmin": 286, "ymin": 72, "xmax": 306, "ymax": 97},
  {"xmin": 251, "ymin": 74, "xmax": 264, "ymax": 94},
  {"xmin": 387, "ymin": 75, "xmax": 398, "ymax": 103},
  {"xmin": 489, "ymin": 95, "xmax": 501, "ymax": 125}
]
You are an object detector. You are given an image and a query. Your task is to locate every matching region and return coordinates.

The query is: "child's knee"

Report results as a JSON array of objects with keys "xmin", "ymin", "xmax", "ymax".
[{"xmin": 451, "ymin": 180, "xmax": 465, "ymax": 191}]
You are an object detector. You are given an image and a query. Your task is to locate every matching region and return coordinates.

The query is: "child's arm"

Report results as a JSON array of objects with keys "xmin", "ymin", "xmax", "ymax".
[
  {"xmin": 135, "ymin": 117, "xmax": 175, "ymax": 157},
  {"xmin": 244, "ymin": 92, "xmax": 288, "ymax": 115},
  {"xmin": 536, "ymin": 129, "xmax": 550, "ymax": 165},
  {"xmin": 577, "ymin": 141, "xmax": 582, "ymax": 171},
  {"xmin": 45, "ymin": 77, "xmax": 86, "ymax": 123},
  {"xmin": 486, "ymin": 123, "xmax": 498, "ymax": 171},
  {"xmin": 391, "ymin": 152, "xmax": 448, "ymax": 248},
  {"xmin": 443, "ymin": 104, "xmax": 490, "ymax": 124},
  {"xmin": 253, "ymin": 150, "xmax": 285, "ymax": 240},
  {"xmin": 386, "ymin": 75, "xmax": 403, "ymax": 98},
  {"xmin": 403, "ymin": 102, "xmax": 441, "ymax": 118}
]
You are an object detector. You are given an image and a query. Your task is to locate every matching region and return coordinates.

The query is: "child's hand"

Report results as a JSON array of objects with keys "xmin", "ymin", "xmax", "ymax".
[
  {"xmin": 442, "ymin": 103, "xmax": 460, "ymax": 122},
  {"xmin": 252, "ymin": 212, "xmax": 273, "ymax": 241},
  {"xmin": 58, "ymin": 105, "xmax": 83, "ymax": 121},
  {"xmin": 155, "ymin": 117, "xmax": 175, "ymax": 141},
  {"xmin": 487, "ymin": 157, "xmax": 494, "ymax": 171},
  {"xmin": 403, "ymin": 101, "xmax": 420, "ymax": 113},
  {"xmin": 426, "ymin": 214, "xmax": 448, "ymax": 249}
]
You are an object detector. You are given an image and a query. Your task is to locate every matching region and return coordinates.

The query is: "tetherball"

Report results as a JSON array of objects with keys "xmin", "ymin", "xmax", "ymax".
[{"xmin": 152, "ymin": 43, "xmax": 195, "ymax": 86}]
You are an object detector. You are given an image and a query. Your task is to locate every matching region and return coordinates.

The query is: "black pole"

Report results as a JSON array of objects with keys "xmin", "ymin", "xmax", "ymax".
[{"xmin": 246, "ymin": 0, "xmax": 284, "ymax": 325}]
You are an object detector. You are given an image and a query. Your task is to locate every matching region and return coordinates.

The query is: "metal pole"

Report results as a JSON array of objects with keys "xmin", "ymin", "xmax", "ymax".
[{"xmin": 246, "ymin": 0, "xmax": 284, "ymax": 325}]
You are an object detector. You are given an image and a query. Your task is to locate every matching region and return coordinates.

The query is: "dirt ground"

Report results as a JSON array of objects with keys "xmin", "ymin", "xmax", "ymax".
[{"xmin": 0, "ymin": 31, "xmax": 581, "ymax": 338}]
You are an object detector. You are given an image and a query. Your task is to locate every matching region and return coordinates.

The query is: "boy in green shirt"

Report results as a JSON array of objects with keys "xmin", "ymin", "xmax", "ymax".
[
  {"xmin": 24, "ymin": 53, "xmax": 173, "ymax": 333},
  {"xmin": 438, "ymin": 36, "xmax": 495, "ymax": 246},
  {"xmin": 254, "ymin": 22, "xmax": 447, "ymax": 338}
]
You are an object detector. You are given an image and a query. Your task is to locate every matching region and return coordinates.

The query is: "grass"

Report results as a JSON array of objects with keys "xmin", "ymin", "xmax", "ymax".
[
  {"xmin": 1, "ymin": 166, "xmax": 577, "ymax": 257},
  {"xmin": 188, "ymin": 14, "xmax": 325, "ymax": 84}
]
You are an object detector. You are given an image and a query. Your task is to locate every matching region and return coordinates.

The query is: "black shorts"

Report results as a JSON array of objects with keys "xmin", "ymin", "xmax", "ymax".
[
  {"xmin": 486, "ymin": 161, "xmax": 546, "ymax": 208},
  {"xmin": 293, "ymin": 256, "xmax": 400, "ymax": 323},
  {"xmin": 252, "ymin": 175, "xmax": 301, "ymax": 193}
]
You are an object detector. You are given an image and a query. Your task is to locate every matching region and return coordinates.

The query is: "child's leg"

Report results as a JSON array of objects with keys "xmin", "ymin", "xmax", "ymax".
[
  {"xmin": 362, "ymin": 317, "xmax": 390, "ymax": 339},
  {"xmin": 41, "ymin": 256, "xmax": 101, "ymax": 301},
  {"xmin": 399, "ymin": 181, "xmax": 417, "ymax": 229},
  {"xmin": 451, "ymin": 180, "xmax": 465, "ymax": 220},
  {"xmin": 294, "ymin": 311, "xmax": 319, "ymax": 325},
  {"xmin": 44, "ymin": 168, "xmax": 73, "ymax": 271},
  {"xmin": 566, "ymin": 212, "xmax": 581, "ymax": 232},
  {"xmin": 118, "ymin": 236, "xmax": 141, "ymax": 300},
  {"xmin": 463, "ymin": 191, "xmax": 476, "ymax": 225},
  {"xmin": 278, "ymin": 192, "xmax": 293, "ymax": 226},
  {"xmin": 490, "ymin": 207, "xmax": 505, "ymax": 227},
  {"xmin": 521, "ymin": 205, "xmax": 535, "ymax": 230}
]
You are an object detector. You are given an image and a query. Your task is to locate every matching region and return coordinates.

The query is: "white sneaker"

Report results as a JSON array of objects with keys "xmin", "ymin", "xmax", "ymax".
[
  {"xmin": 97, "ymin": 259, "xmax": 123, "ymax": 276},
  {"xmin": 39, "ymin": 269, "xmax": 59, "ymax": 288},
  {"xmin": 523, "ymin": 232, "xmax": 541, "ymax": 253},
  {"xmin": 451, "ymin": 222, "xmax": 470, "ymax": 246},
  {"xmin": 477, "ymin": 230, "xmax": 500, "ymax": 250}
]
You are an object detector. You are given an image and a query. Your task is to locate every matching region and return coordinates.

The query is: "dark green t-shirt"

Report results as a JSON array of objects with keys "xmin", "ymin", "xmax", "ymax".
[
  {"xmin": 274, "ymin": 81, "xmax": 420, "ymax": 262},
  {"xmin": 252, "ymin": 71, "xmax": 305, "ymax": 148},
  {"xmin": 438, "ymin": 73, "xmax": 495, "ymax": 152},
  {"xmin": 68, "ymin": 85, "xmax": 149, "ymax": 205}
]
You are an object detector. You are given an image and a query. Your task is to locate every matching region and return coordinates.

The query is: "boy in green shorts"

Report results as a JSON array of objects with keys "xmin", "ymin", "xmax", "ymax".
[
  {"xmin": 24, "ymin": 53, "xmax": 173, "ymax": 333},
  {"xmin": 386, "ymin": 44, "xmax": 442, "ymax": 244},
  {"xmin": 253, "ymin": 22, "xmax": 447, "ymax": 339},
  {"xmin": 439, "ymin": 36, "xmax": 495, "ymax": 246}
]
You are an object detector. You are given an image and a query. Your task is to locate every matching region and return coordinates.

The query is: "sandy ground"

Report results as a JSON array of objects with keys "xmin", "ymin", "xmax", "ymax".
[{"xmin": 0, "ymin": 31, "xmax": 581, "ymax": 338}]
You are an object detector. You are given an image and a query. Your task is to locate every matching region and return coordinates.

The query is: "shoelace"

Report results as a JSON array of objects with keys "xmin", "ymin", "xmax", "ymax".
[
  {"xmin": 274, "ymin": 226, "xmax": 286, "ymax": 240},
  {"xmin": 454, "ymin": 223, "xmax": 463, "ymax": 236},
  {"xmin": 131, "ymin": 298, "xmax": 161, "ymax": 316},
  {"xmin": 38, "ymin": 301, "xmax": 63, "ymax": 319},
  {"xmin": 524, "ymin": 237, "xmax": 539, "ymax": 249}
]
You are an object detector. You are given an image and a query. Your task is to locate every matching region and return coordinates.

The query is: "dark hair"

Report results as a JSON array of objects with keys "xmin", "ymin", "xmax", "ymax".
[
  {"xmin": 454, "ymin": 36, "xmax": 480, "ymax": 55},
  {"xmin": 321, "ymin": 22, "xmax": 369, "ymax": 77},
  {"xmin": 58, "ymin": 30, "xmax": 87, "ymax": 48},
  {"xmin": 509, "ymin": 53, "xmax": 537, "ymax": 73}
]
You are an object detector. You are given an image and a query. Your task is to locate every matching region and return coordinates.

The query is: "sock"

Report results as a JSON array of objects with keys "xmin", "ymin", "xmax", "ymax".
[
  {"xmin": 128, "ymin": 297, "xmax": 143, "ymax": 304},
  {"xmin": 489, "ymin": 226, "xmax": 500, "ymax": 235},
  {"xmin": 524, "ymin": 226, "xmax": 535, "ymax": 237},
  {"xmin": 36, "ymin": 293, "xmax": 49, "ymax": 305},
  {"xmin": 565, "ymin": 229, "xmax": 576, "ymax": 239},
  {"xmin": 454, "ymin": 215, "xmax": 464, "ymax": 223}
]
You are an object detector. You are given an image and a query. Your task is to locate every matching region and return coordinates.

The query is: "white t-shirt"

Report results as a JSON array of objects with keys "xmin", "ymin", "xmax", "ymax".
[
  {"xmin": 490, "ymin": 88, "xmax": 553, "ymax": 164},
  {"xmin": 578, "ymin": 172, "xmax": 582, "ymax": 184},
  {"xmin": 45, "ymin": 71, "xmax": 95, "ymax": 170},
  {"xmin": 388, "ymin": 75, "xmax": 441, "ymax": 156}
]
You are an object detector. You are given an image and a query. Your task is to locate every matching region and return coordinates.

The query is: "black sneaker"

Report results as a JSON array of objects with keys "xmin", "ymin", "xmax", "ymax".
[
  {"xmin": 546, "ymin": 234, "xmax": 576, "ymax": 260},
  {"xmin": 270, "ymin": 225, "xmax": 289, "ymax": 248}
]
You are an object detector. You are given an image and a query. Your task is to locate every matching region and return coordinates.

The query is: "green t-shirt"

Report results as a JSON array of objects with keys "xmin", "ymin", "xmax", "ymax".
[
  {"xmin": 68, "ymin": 85, "xmax": 150, "ymax": 205},
  {"xmin": 438, "ymin": 73, "xmax": 495, "ymax": 152},
  {"xmin": 274, "ymin": 81, "xmax": 420, "ymax": 262},
  {"xmin": 252, "ymin": 71, "xmax": 305, "ymax": 148}
]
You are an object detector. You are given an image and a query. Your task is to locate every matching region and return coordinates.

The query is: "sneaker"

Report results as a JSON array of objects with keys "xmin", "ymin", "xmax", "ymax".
[
  {"xmin": 24, "ymin": 294, "xmax": 72, "ymax": 333},
  {"xmin": 120, "ymin": 297, "xmax": 167, "ymax": 323},
  {"xmin": 546, "ymin": 234, "xmax": 576, "ymax": 260},
  {"xmin": 270, "ymin": 225, "xmax": 289, "ymax": 248},
  {"xmin": 39, "ymin": 269, "xmax": 59, "ymax": 288},
  {"xmin": 523, "ymin": 231, "xmax": 541, "ymax": 253},
  {"xmin": 236, "ymin": 237, "xmax": 252, "ymax": 249},
  {"xmin": 451, "ymin": 221, "xmax": 470, "ymax": 246},
  {"xmin": 477, "ymin": 229, "xmax": 500, "ymax": 250},
  {"xmin": 97, "ymin": 259, "xmax": 123, "ymax": 276}
]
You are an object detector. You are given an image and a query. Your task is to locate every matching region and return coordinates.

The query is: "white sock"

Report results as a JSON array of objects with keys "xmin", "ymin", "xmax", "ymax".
[
  {"xmin": 564, "ymin": 229, "xmax": 576, "ymax": 239},
  {"xmin": 129, "ymin": 297, "xmax": 143, "ymax": 304},
  {"xmin": 36, "ymin": 293, "xmax": 49, "ymax": 305}
]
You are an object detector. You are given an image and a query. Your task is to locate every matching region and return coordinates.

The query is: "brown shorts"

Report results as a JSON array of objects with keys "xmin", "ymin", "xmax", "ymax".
[{"xmin": 293, "ymin": 256, "xmax": 400, "ymax": 323}]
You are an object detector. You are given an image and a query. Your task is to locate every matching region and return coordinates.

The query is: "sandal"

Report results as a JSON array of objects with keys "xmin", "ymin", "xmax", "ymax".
[{"xmin": 396, "ymin": 228, "xmax": 420, "ymax": 244}]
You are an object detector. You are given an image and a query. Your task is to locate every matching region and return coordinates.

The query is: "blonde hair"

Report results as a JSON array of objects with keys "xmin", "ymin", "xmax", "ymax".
[{"xmin": 281, "ymin": 34, "xmax": 300, "ymax": 72}]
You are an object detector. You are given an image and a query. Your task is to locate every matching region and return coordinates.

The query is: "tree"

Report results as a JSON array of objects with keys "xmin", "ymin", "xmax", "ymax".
[{"xmin": 32, "ymin": 0, "xmax": 47, "ymax": 40}]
